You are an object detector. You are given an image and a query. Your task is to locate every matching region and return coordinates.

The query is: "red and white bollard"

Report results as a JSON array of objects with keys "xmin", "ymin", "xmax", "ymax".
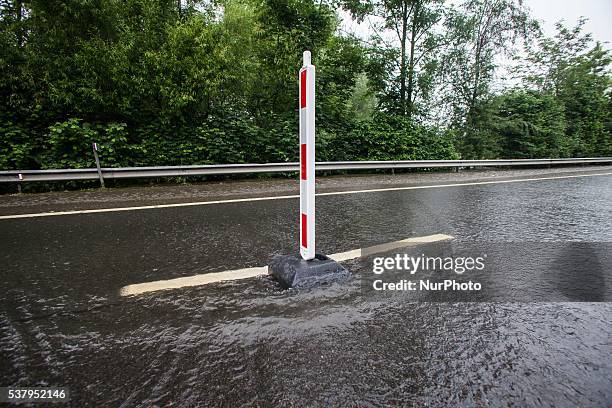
[
  {"xmin": 299, "ymin": 51, "xmax": 316, "ymax": 261},
  {"xmin": 268, "ymin": 50, "xmax": 347, "ymax": 288}
]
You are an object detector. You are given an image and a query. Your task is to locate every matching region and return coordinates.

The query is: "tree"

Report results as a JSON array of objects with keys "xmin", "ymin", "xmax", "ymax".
[
  {"xmin": 516, "ymin": 19, "xmax": 611, "ymax": 156},
  {"xmin": 494, "ymin": 90, "xmax": 567, "ymax": 158},
  {"xmin": 441, "ymin": 0, "xmax": 538, "ymax": 158},
  {"xmin": 344, "ymin": 0, "xmax": 446, "ymax": 117},
  {"xmin": 347, "ymin": 73, "xmax": 378, "ymax": 122},
  {"xmin": 253, "ymin": 0, "xmax": 336, "ymax": 116}
]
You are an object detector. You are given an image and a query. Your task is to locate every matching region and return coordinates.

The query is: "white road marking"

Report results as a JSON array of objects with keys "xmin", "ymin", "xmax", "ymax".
[
  {"xmin": 119, "ymin": 233, "xmax": 454, "ymax": 296},
  {"xmin": 1, "ymin": 172, "xmax": 611, "ymax": 220},
  {"xmin": 0, "ymin": 194, "xmax": 299, "ymax": 220},
  {"xmin": 317, "ymin": 172, "xmax": 612, "ymax": 198},
  {"xmin": 329, "ymin": 233, "xmax": 453, "ymax": 262},
  {"xmin": 119, "ymin": 266, "xmax": 269, "ymax": 296}
]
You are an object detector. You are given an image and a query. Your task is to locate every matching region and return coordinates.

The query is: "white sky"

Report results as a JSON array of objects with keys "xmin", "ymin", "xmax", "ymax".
[
  {"xmin": 528, "ymin": 0, "xmax": 611, "ymax": 48},
  {"xmin": 338, "ymin": 0, "xmax": 611, "ymax": 90},
  {"xmin": 339, "ymin": 0, "xmax": 612, "ymax": 47}
]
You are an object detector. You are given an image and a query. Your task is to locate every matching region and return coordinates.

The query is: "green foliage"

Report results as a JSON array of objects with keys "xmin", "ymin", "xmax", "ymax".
[
  {"xmin": 0, "ymin": 0, "xmax": 608, "ymax": 182},
  {"xmin": 342, "ymin": 0, "xmax": 448, "ymax": 118},
  {"xmin": 492, "ymin": 90, "xmax": 567, "ymax": 159},
  {"xmin": 456, "ymin": 19, "xmax": 610, "ymax": 159},
  {"xmin": 98, "ymin": 122, "xmax": 131, "ymax": 166},
  {"xmin": 441, "ymin": 0, "xmax": 540, "ymax": 156},
  {"xmin": 515, "ymin": 19, "xmax": 611, "ymax": 157},
  {"xmin": 0, "ymin": 119, "xmax": 33, "ymax": 169},
  {"xmin": 42, "ymin": 119, "xmax": 132, "ymax": 168},
  {"xmin": 347, "ymin": 73, "xmax": 378, "ymax": 122},
  {"xmin": 326, "ymin": 113, "xmax": 458, "ymax": 161},
  {"xmin": 45, "ymin": 119, "xmax": 98, "ymax": 169}
]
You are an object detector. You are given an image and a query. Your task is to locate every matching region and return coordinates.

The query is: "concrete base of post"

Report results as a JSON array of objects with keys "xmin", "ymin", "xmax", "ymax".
[{"xmin": 268, "ymin": 253, "xmax": 349, "ymax": 289}]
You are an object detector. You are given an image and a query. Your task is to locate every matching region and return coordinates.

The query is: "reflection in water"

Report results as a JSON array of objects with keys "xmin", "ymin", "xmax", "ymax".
[
  {"xmin": 2, "ymin": 281, "xmax": 611, "ymax": 406},
  {"xmin": 550, "ymin": 243, "xmax": 607, "ymax": 301},
  {"xmin": 0, "ymin": 176, "xmax": 611, "ymax": 405}
]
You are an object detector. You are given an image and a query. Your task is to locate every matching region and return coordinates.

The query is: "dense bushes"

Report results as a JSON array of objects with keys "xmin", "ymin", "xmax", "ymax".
[
  {"xmin": 0, "ymin": 111, "xmax": 458, "ymax": 170},
  {"xmin": 0, "ymin": 0, "xmax": 608, "ymax": 179},
  {"xmin": 325, "ymin": 115, "xmax": 458, "ymax": 161},
  {"xmin": 0, "ymin": 0, "xmax": 461, "ymax": 174}
]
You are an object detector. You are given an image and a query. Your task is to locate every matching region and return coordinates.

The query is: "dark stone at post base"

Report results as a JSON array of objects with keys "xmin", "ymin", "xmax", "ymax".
[{"xmin": 268, "ymin": 253, "xmax": 350, "ymax": 289}]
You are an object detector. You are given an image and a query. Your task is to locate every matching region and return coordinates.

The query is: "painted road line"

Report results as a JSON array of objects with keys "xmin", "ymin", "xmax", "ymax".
[
  {"xmin": 2, "ymin": 172, "xmax": 611, "ymax": 220},
  {"xmin": 329, "ymin": 233, "xmax": 454, "ymax": 262},
  {"xmin": 316, "ymin": 172, "xmax": 612, "ymax": 198},
  {"xmin": 119, "ymin": 233, "xmax": 454, "ymax": 296},
  {"xmin": 0, "ymin": 194, "xmax": 299, "ymax": 220},
  {"xmin": 119, "ymin": 266, "xmax": 269, "ymax": 296}
]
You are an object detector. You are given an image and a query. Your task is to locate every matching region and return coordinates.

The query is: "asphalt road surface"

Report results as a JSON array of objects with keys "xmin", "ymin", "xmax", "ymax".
[{"xmin": 1, "ymin": 166, "xmax": 611, "ymax": 406}]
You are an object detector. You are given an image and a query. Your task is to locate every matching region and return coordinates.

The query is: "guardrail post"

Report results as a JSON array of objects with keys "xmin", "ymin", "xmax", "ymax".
[
  {"xmin": 300, "ymin": 51, "xmax": 316, "ymax": 261},
  {"xmin": 92, "ymin": 142, "xmax": 105, "ymax": 188}
]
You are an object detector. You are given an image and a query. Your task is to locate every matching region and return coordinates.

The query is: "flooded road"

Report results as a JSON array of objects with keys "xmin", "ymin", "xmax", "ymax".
[{"xmin": 1, "ymin": 170, "xmax": 611, "ymax": 406}]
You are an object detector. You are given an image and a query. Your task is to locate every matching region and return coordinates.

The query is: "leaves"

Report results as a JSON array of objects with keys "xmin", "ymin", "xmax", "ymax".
[{"xmin": 0, "ymin": 0, "xmax": 608, "ymax": 176}]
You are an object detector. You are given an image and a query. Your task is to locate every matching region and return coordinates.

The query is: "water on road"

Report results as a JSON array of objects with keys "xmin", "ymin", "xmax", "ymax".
[{"xmin": 1, "ymin": 172, "xmax": 611, "ymax": 406}]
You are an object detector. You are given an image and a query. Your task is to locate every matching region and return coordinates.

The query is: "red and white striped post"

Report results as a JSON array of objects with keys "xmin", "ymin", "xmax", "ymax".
[
  {"xmin": 299, "ymin": 51, "xmax": 316, "ymax": 260},
  {"xmin": 268, "ymin": 51, "xmax": 346, "ymax": 286}
]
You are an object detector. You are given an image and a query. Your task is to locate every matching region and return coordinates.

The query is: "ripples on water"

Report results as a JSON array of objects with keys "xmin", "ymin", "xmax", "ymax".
[{"xmin": 1, "ymin": 175, "xmax": 611, "ymax": 406}]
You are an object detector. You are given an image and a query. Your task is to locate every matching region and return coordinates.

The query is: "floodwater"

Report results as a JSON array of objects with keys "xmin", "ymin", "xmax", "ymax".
[{"xmin": 1, "ymin": 172, "xmax": 611, "ymax": 406}]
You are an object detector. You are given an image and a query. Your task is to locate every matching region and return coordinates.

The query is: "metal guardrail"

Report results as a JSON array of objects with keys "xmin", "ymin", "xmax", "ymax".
[{"xmin": 1, "ymin": 158, "xmax": 611, "ymax": 184}]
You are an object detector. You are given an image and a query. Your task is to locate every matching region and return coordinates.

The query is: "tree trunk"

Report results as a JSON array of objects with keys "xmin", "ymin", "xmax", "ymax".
[
  {"xmin": 406, "ymin": 1, "xmax": 420, "ymax": 118},
  {"xmin": 466, "ymin": 37, "xmax": 484, "ymax": 129},
  {"xmin": 16, "ymin": 0, "xmax": 23, "ymax": 47},
  {"xmin": 399, "ymin": 2, "xmax": 409, "ymax": 115}
]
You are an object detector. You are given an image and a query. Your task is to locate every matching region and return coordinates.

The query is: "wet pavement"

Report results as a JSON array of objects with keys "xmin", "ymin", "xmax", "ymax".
[
  {"xmin": 1, "ymin": 169, "xmax": 611, "ymax": 406},
  {"xmin": 1, "ymin": 165, "xmax": 611, "ymax": 215}
]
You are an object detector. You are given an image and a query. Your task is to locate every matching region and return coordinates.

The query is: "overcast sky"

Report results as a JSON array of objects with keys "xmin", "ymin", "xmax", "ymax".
[
  {"xmin": 528, "ymin": 0, "xmax": 611, "ymax": 47},
  {"xmin": 340, "ymin": 0, "xmax": 612, "ymax": 47},
  {"xmin": 338, "ymin": 0, "xmax": 610, "ymax": 89}
]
